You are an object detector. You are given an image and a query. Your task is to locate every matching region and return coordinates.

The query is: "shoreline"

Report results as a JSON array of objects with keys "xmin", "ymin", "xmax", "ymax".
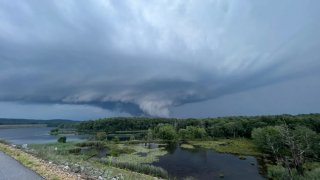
[
  {"xmin": 0, "ymin": 124, "xmax": 48, "ymax": 129},
  {"xmin": 0, "ymin": 142, "xmax": 79, "ymax": 180}
]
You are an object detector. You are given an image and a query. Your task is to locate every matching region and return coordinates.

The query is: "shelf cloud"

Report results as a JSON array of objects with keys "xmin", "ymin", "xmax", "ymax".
[{"xmin": 0, "ymin": 0, "xmax": 320, "ymax": 117}]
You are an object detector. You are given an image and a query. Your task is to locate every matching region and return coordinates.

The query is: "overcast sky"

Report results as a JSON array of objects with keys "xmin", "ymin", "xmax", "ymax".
[{"xmin": 0, "ymin": 0, "xmax": 319, "ymax": 120}]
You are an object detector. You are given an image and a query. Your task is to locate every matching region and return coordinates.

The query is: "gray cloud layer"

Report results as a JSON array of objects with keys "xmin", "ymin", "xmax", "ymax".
[{"xmin": 0, "ymin": 0, "xmax": 320, "ymax": 117}]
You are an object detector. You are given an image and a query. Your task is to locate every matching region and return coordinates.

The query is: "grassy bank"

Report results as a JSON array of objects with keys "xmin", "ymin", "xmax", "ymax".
[
  {"xmin": 188, "ymin": 138, "xmax": 261, "ymax": 156},
  {"xmin": 0, "ymin": 142, "xmax": 78, "ymax": 180},
  {"xmin": 29, "ymin": 141, "xmax": 166, "ymax": 179}
]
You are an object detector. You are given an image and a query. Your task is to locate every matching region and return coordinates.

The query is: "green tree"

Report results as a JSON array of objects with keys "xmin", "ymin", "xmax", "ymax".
[
  {"xmin": 253, "ymin": 125, "xmax": 319, "ymax": 177},
  {"xmin": 96, "ymin": 132, "xmax": 107, "ymax": 141},
  {"xmin": 208, "ymin": 125, "xmax": 225, "ymax": 137},
  {"xmin": 223, "ymin": 121, "xmax": 244, "ymax": 138},
  {"xmin": 156, "ymin": 124, "xmax": 177, "ymax": 140},
  {"xmin": 280, "ymin": 125, "xmax": 318, "ymax": 175},
  {"xmin": 190, "ymin": 126, "xmax": 207, "ymax": 139},
  {"xmin": 178, "ymin": 129, "xmax": 188, "ymax": 140},
  {"xmin": 252, "ymin": 126, "xmax": 284, "ymax": 159},
  {"xmin": 57, "ymin": 136, "xmax": 67, "ymax": 143},
  {"xmin": 50, "ymin": 128, "xmax": 59, "ymax": 135},
  {"xmin": 146, "ymin": 128, "xmax": 153, "ymax": 142}
]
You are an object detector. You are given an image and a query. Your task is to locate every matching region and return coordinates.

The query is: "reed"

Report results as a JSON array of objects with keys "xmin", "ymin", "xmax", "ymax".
[{"xmin": 101, "ymin": 159, "xmax": 169, "ymax": 179}]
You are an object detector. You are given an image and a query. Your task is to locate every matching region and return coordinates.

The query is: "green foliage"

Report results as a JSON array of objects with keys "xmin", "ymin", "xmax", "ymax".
[
  {"xmin": 28, "ymin": 142, "xmax": 158, "ymax": 180},
  {"xmin": 292, "ymin": 126, "xmax": 319, "ymax": 157},
  {"xmin": 267, "ymin": 164, "xmax": 320, "ymax": 180},
  {"xmin": 74, "ymin": 114, "xmax": 320, "ymax": 178},
  {"xmin": 145, "ymin": 129, "xmax": 153, "ymax": 142},
  {"xmin": 84, "ymin": 148, "xmax": 98, "ymax": 158},
  {"xmin": 222, "ymin": 121, "xmax": 244, "ymax": 138},
  {"xmin": 178, "ymin": 129, "xmax": 188, "ymax": 139},
  {"xmin": 68, "ymin": 147, "xmax": 81, "ymax": 154},
  {"xmin": 113, "ymin": 136, "xmax": 120, "ymax": 143},
  {"xmin": 129, "ymin": 135, "xmax": 135, "ymax": 141},
  {"xmin": 253, "ymin": 125, "xmax": 319, "ymax": 176},
  {"xmin": 267, "ymin": 164, "xmax": 291, "ymax": 180},
  {"xmin": 179, "ymin": 126, "xmax": 207, "ymax": 140},
  {"xmin": 189, "ymin": 139, "xmax": 261, "ymax": 156},
  {"xmin": 96, "ymin": 131, "xmax": 107, "ymax": 141},
  {"xmin": 0, "ymin": 139, "xmax": 9, "ymax": 145},
  {"xmin": 302, "ymin": 168, "xmax": 320, "ymax": 180},
  {"xmin": 102, "ymin": 159, "xmax": 169, "ymax": 179},
  {"xmin": 252, "ymin": 126, "xmax": 284, "ymax": 155},
  {"xmin": 57, "ymin": 136, "xmax": 66, "ymax": 143},
  {"xmin": 110, "ymin": 146, "xmax": 136, "ymax": 157},
  {"xmin": 77, "ymin": 114, "xmax": 320, "ymax": 139},
  {"xmin": 154, "ymin": 124, "xmax": 177, "ymax": 140},
  {"xmin": 0, "ymin": 118, "xmax": 79, "ymax": 127},
  {"xmin": 207, "ymin": 126, "xmax": 224, "ymax": 137},
  {"xmin": 180, "ymin": 144, "xmax": 195, "ymax": 149},
  {"xmin": 50, "ymin": 128, "xmax": 59, "ymax": 135},
  {"xmin": 76, "ymin": 141, "xmax": 105, "ymax": 149},
  {"xmin": 77, "ymin": 117, "xmax": 174, "ymax": 134}
]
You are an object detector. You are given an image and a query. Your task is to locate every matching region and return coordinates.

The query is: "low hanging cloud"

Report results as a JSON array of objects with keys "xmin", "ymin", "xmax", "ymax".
[{"xmin": 0, "ymin": 0, "xmax": 320, "ymax": 117}]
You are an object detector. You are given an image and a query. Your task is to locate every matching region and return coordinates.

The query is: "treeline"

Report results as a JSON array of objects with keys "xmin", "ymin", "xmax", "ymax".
[
  {"xmin": 77, "ymin": 114, "xmax": 320, "ymax": 138},
  {"xmin": 0, "ymin": 118, "xmax": 79, "ymax": 127}
]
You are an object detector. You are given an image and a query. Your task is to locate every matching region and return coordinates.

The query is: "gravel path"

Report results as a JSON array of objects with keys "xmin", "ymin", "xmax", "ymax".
[{"xmin": 0, "ymin": 151, "xmax": 43, "ymax": 180}]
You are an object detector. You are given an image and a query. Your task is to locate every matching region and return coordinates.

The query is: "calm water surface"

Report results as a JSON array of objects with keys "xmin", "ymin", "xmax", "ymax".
[
  {"xmin": 0, "ymin": 127, "xmax": 84, "ymax": 144},
  {"xmin": 152, "ymin": 143, "xmax": 265, "ymax": 180}
]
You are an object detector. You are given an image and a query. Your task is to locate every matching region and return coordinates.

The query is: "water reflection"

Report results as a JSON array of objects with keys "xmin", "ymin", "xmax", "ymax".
[{"xmin": 152, "ymin": 143, "xmax": 264, "ymax": 180}]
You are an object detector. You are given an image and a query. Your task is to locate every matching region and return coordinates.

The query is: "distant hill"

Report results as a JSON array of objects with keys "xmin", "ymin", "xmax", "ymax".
[{"xmin": 0, "ymin": 118, "xmax": 79, "ymax": 127}]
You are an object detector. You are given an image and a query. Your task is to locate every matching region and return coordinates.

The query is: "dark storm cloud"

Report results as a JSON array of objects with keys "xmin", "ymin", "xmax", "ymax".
[{"xmin": 0, "ymin": 0, "xmax": 320, "ymax": 117}]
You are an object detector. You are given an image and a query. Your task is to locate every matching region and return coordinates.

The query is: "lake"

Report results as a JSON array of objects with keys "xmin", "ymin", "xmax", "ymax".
[
  {"xmin": 0, "ymin": 127, "xmax": 84, "ymax": 144},
  {"xmin": 152, "ymin": 143, "xmax": 265, "ymax": 180}
]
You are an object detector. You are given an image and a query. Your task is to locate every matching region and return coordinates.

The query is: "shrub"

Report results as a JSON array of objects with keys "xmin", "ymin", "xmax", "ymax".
[
  {"xmin": 303, "ymin": 168, "xmax": 320, "ymax": 180},
  {"xmin": 109, "ymin": 146, "xmax": 135, "ymax": 156},
  {"xmin": 101, "ymin": 159, "xmax": 168, "ymax": 178},
  {"xmin": 84, "ymin": 149, "xmax": 98, "ymax": 158},
  {"xmin": 179, "ymin": 126, "xmax": 207, "ymax": 140},
  {"xmin": 57, "ymin": 136, "xmax": 67, "ymax": 143},
  {"xmin": 155, "ymin": 124, "xmax": 177, "ymax": 141},
  {"xmin": 76, "ymin": 141, "xmax": 105, "ymax": 149},
  {"xmin": 50, "ymin": 128, "xmax": 59, "ymax": 135},
  {"xmin": 129, "ymin": 135, "xmax": 135, "ymax": 141},
  {"xmin": 0, "ymin": 139, "xmax": 9, "ymax": 145},
  {"xmin": 251, "ymin": 126, "xmax": 283, "ymax": 154},
  {"xmin": 96, "ymin": 132, "xmax": 107, "ymax": 141},
  {"xmin": 267, "ymin": 165, "xmax": 290, "ymax": 180},
  {"xmin": 68, "ymin": 148, "xmax": 81, "ymax": 154},
  {"xmin": 113, "ymin": 136, "xmax": 120, "ymax": 143}
]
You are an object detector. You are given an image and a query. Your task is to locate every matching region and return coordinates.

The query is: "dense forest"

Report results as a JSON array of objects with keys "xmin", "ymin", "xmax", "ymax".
[{"xmin": 77, "ymin": 114, "xmax": 320, "ymax": 137}]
